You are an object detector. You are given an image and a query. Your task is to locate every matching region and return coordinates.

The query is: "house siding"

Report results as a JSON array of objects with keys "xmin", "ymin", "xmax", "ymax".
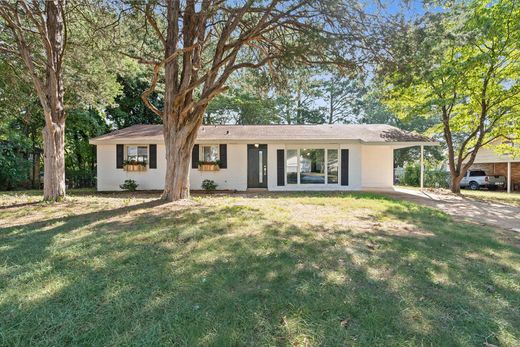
[
  {"xmin": 361, "ymin": 145, "xmax": 394, "ymax": 188},
  {"xmin": 96, "ymin": 144, "xmax": 166, "ymax": 191},
  {"xmin": 190, "ymin": 143, "xmax": 248, "ymax": 191},
  {"xmin": 96, "ymin": 142, "xmax": 396, "ymax": 191},
  {"xmin": 471, "ymin": 147, "xmax": 519, "ymax": 163}
]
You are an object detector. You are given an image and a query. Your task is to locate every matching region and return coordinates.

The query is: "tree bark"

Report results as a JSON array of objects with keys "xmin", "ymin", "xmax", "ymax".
[
  {"xmin": 0, "ymin": 0, "xmax": 67, "ymax": 200},
  {"xmin": 42, "ymin": 0, "xmax": 66, "ymax": 201},
  {"xmin": 43, "ymin": 123, "xmax": 66, "ymax": 200},
  {"xmin": 137, "ymin": 0, "xmax": 365, "ymax": 200},
  {"xmin": 161, "ymin": 119, "xmax": 200, "ymax": 201},
  {"xmin": 450, "ymin": 174, "xmax": 463, "ymax": 194}
]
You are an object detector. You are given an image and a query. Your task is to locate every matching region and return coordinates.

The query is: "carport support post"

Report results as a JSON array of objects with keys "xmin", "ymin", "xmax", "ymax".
[
  {"xmin": 507, "ymin": 161, "xmax": 511, "ymax": 194},
  {"xmin": 420, "ymin": 145, "xmax": 424, "ymax": 190}
]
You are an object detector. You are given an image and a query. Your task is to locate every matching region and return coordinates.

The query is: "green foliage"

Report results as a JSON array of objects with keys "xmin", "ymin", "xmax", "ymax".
[
  {"xmin": 198, "ymin": 160, "xmax": 221, "ymax": 166},
  {"xmin": 382, "ymin": 0, "xmax": 520, "ymax": 178},
  {"xmin": 402, "ymin": 163, "xmax": 420, "ymax": 187},
  {"xmin": 63, "ymin": 3, "xmax": 124, "ymax": 111},
  {"xmin": 66, "ymin": 169, "xmax": 96, "ymax": 189},
  {"xmin": 0, "ymin": 141, "xmax": 31, "ymax": 190},
  {"xmin": 105, "ymin": 74, "xmax": 162, "ymax": 128},
  {"xmin": 1, "ymin": 193, "xmax": 518, "ymax": 345},
  {"xmin": 320, "ymin": 75, "xmax": 367, "ymax": 124},
  {"xmin": 201, "ymin": 179, "xmax": 218, "ymax": 191},
  {"xmin": 426, "ymin": 170, "xmax": 450, "ymax": 189},
  {"xmin": 123, "ymin": 160, "xmax": 147, "ymax": 167},
  {"xmin": 119, "ymin": 179, "xmax": 138, "ymax": 192},
  {"xmin": 401, "ymin": 163, "xmax": 449, "ymax": 188},
  {"xmin": 66, "ymin": 108, "xmax": 109, "ymax": 171},
  {"xmin": 205, "ymin": 88, "xmax": 279, "ymax": 125}
]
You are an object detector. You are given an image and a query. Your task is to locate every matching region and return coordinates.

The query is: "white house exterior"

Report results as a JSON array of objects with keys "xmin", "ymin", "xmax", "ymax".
[{"xmin": 89, "ymin": 124, "xmax": 435, "ymax": 192}]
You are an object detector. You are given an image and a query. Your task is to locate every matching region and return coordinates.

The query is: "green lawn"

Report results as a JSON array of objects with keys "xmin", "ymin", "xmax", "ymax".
[
  {"xmin": 397, "ymin": 185, "xmax": 520, "ymax": 207},
  {"xmin": 1, "ymin": 191, "xmax": 519, "ymax": 346},
  {"xmin": 461, "ymin": 189, "xmax": 520, "ymax": 206}
]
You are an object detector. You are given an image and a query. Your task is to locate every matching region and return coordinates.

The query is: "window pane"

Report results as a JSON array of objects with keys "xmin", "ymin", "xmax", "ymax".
[
  {"xmin": 286, "ymin": 149, "xmax": 298, "ymax": 184},
  {"xmin": 327, "ymin": 149, "xmax": 338, "ymax": 184},
  {"xmin": 470, "ymin": 170, "xmax": 485, "ymax": 177},
  {"xmin": 127, "ymin": 146, "xmax": 137, "ymax": 157},
  {"xmin": 137, "ymin": 146, "xmax": 148, "ymax": 163},
  {"xmin": 203, "ymin": 145, "xmax": 218, "ymax": 162},
  {"xmin": 127, "ymin": 146, "xmax": 147, "ymax": 163},
  {"xmin": 300, "ymin": 149, "xmax": 325, "ymax": 184},
  {"xmin": 127, "ymin": 146, "xmax": 137, "ymax": 161}
]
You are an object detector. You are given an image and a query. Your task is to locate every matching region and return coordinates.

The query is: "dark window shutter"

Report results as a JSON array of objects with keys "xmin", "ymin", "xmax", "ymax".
[
  {"xmin": 149, "ymin": 144, "xmax": 157, "ymax": 169},
  {"xmin": 192, "ymin": 144, "xmax": 199, "ymax": 168},
  {"xmin": 341, "ymin": 149, "xmax": 349, "ymax": 186},
  {"xmin": 277, "ymin": 149, "xmax": 285, "ymax": 186},
  {"xmin": 116, "ymin": 144, "xmax": 124, "ymax": 169},
  {"xmin": 219, "ymin": 144, "xmax": 227, "ymax": 168}
]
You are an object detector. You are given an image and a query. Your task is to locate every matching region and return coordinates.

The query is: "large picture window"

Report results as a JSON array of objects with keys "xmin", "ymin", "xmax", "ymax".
[
  {"xmin": 286, "ymin": 148, "xmax": 340, "ymax": 185},
  {"xmin": 127, "ymin": 145, "xmax": 148, "ymax": 163}
]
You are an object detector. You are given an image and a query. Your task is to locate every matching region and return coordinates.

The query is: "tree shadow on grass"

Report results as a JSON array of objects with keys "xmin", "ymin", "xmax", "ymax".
[
  {"xmin": 0, "ymin": 199, "xmax": 166, "ymax": 270},
  {"xmin": 0, "ymin": 201, "xmax": 41, "ymax": 210},
  {"xmin": 0, "ymin": 196, "xmax": 519, "ymax": 346}
]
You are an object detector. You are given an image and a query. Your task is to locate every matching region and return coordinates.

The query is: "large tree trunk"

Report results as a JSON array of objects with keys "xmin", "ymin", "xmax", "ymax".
[
  {"xmin": 450, "ymin": 174, "xmax": 463, "ymax": 194},
  {"xmin": 161, "ymin": 122, "xmax": 199, "ymax": 201},
  {"xmin": 43, "ymin": 122, "xmax": 66, "ymax": 200},
  {"xmin": 42, "ymin": 1, "xmax": 66, "ymax": 201}
]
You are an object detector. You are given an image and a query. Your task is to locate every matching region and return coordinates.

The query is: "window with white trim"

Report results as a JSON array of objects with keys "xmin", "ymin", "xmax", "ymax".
[
  {"xmin": 126, "ymin": 145, "xmax": 148, "ymax": 163},
  {"xmin": 200, "ymin": 145, "xmax": 219, "ymax": 162}
]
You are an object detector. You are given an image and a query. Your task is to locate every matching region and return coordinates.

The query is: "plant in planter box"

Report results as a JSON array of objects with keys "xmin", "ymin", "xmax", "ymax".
[
  {"xmin": 123, "ymin": 159, "xmax": 147, "ymax": 171},
  {"xmin": 198, "ymin": 160, "xmax": 221, "ymax": 171},
  {"xmin": 120, "ymin": 179, "xmax": 138, "ymax": 191},
  {"xmin": 201, "ymin": 179, "xmax": 218, "ymax": 192}
]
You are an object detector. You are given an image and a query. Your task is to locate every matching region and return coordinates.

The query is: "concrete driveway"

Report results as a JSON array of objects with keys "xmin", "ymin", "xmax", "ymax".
[{"xmin": 380, "ymin": 188, "xmax": 520, "ymax": 232}]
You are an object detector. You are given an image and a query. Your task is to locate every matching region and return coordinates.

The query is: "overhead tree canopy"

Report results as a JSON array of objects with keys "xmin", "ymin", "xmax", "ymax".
[
  {"xmin": 117, "ymin": 0, "xmax": 381, "ymax": 201},
  {"xmin": 0, "ymin": 1, "xmax": 121, "ymax": 200},
  {"xmin": 381, "ymin": 0, "xmax": 520, "ymax": 193}
]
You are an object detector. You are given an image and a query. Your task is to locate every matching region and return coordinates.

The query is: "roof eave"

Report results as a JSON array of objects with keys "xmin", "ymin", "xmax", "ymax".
[
  {"xmin": 90, "ymin": 138, "xmax": 438, "ymax": 146},
  {"xmin": 364, "ymin": 141, "xmax": 438, "ymax": 147}
]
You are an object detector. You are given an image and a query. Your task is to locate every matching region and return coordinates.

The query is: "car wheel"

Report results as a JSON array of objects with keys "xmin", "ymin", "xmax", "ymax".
[
  {"xmin": 469, "ymin": 181, "xmax": 479, "ymax": 190},
  {"xmin": 489, "ymin": 185, "xmax": 498, "ymax": 191}
]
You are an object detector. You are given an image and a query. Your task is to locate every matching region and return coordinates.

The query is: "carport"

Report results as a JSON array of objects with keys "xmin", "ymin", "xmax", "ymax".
[
  {"xmin": 469, "ymin": 160, "xmax": 520, "ymax": 193},
  {"xmin": 466, "ymin": 143, "xmax": 520, "ymax": 193}
]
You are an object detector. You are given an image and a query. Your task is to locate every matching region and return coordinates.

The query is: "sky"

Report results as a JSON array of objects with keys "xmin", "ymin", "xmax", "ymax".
[{"xmin": 363, "ymin": 0, "xmax": 429, "ymax": 19}]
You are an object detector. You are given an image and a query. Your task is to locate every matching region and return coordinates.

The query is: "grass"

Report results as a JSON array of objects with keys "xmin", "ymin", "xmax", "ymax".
[
  {"xmin": 397, "ymin": 185, "xmax": 520, "ymax": 206},
  {"xmin": 461, "ymin": 189, "xmax": 520, "ymax": 206},
  {"xmin": 1, "ymin": 190, "xmax": 519, "ymax": 346}
]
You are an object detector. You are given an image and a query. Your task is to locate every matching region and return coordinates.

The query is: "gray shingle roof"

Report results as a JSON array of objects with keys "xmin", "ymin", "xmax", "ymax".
[{"xmin": 90, "ymin": 124, "xmax": 435, "ymax": 144}]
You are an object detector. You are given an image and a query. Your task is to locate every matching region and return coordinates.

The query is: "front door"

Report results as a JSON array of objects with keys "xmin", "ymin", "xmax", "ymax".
[{"xmin": 247, "ymin": 144, "xmax": 268, "ymax": 188}]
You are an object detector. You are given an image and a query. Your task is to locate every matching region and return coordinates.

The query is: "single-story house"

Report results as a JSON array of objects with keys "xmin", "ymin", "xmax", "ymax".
[
  {"xmin": 89, "ymin": 124, "xmax": 435, "ymax": 191},
  {"xmin": 468, "ymin": 143, "xmax": 520, "ymax": 193}
]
